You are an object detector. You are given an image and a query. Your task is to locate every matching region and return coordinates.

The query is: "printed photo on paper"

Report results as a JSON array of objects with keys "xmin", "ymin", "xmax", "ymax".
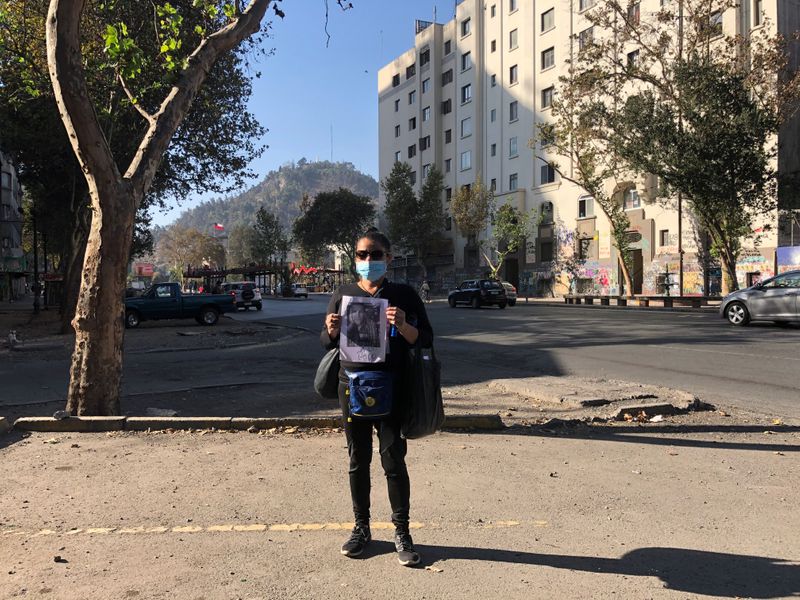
[{"xmin": 340, "ymin": 295, "xmax": 388, "ymax": 363}]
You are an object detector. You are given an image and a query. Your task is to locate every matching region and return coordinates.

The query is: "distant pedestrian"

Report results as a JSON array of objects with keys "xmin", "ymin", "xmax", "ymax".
[{"xmin": 420, "ymin": 280, "xmax": 431, "ymax": 303}]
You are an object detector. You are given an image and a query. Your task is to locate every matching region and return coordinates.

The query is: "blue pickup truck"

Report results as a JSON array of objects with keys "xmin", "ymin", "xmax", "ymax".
[{"xmin": 124, "ymin": 282, "xmax": 236, "ymax": 328}]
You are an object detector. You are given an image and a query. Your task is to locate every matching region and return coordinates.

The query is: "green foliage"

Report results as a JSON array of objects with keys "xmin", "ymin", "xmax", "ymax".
[
  {"xmin": 252, "ymin": 206, "xmax": 290, "ymax": 266},
  {"xmin": 450, "ymin": 177, "xmax": 493, "ymax": 245},
  {"xmin": 292, "ymin": 188, "xmax": 376, "ymax": 273},
  {"xmin": 481, "ymin": 204, "xmax": 532, "ymax": 280},
  {"xmin": 382, "ymin": 163, "xmax": 445, "ymax": 272},
  {"xmin": 226, "ymin": 223, "xmax": 257, "ymax": 266}
]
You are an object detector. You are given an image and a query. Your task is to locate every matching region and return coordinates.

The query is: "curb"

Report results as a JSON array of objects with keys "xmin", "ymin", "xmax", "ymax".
[
  {"xmin": 510, "ymin": 301, "xmax": 720, "ymax": 315},
  {"xmin": 11, "ymin": 414, "xmax": 505, "ymax": 433}
]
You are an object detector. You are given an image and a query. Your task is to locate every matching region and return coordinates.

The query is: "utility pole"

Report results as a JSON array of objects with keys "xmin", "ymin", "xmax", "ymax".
[{"xmin": 32, "ymin": 204, "xmax": 39, "ymax": 314}]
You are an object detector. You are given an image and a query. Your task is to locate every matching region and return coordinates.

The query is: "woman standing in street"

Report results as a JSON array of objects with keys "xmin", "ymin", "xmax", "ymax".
[{"xmin": 321, "ymin": 229, "xmax": 433, "ymax": 567}]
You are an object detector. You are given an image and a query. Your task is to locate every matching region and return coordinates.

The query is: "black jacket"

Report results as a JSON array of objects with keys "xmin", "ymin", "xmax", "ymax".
[{"xmin": 320, "ymin": 280, "xmax": 433, "ymax": 380}]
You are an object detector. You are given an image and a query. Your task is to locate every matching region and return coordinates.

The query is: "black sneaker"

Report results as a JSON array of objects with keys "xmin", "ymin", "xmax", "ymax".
[
  {"xmin": 341, "ymin": 525, "xmax": 371, "ymax": 557},
  {"xmin": 394, "ymin": 530, "xmax": 420, "ymax": 567}
]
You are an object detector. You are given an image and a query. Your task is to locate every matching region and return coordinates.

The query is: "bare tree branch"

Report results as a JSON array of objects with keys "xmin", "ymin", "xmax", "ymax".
[{"xmin": 117, "ymin": 73, "xmax": 156, "ymax": 125}]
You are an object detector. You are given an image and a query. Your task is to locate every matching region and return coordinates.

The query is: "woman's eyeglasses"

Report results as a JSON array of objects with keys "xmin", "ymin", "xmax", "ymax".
[{"xmin": 355, "ymin": 250, "xmax": 385, "ymax": 260}]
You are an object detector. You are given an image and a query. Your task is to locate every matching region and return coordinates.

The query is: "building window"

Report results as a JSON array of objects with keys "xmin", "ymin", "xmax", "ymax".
[
  {"xmin": 540, "ymin": 240, "xmax": 554, "ymax": 262},
  {"xmin": 490, "ymin": 178, "xmax": 497, "ymax": 192},
  {"xmin": 395, "ymin": 125, "xmax": 401, "ymax": 137},
  {"xmin": 444, "ymin": 39, "xmax": 452, "ymax": 54},
  {"xmin": 627, "ymin": 2, "xmax": 640, "ymax": 25},
  {"xmin": 392, "ymin": 74, "xmax": 400, "ymax": 87},
  {"xmin": 659, "ymin": 229, "xmax": 670, "ymax": 246},
  {"xmin": 410, "ymin": 171, "xmax": 417, "ymax": 185},
  {"xmin": 709, "ymin": 11, "xmax": 723, "ymax": 36},
  {"xmin": 578, "ymin": 27, "xmax": 594, "ymax": 51},
  {"xmin": 441, "ymin": 99, "xmax": 452, "ymax": 114},
  {"xmin": 461, "ymin": 84, "xmax": 472, "ymax": 103},
  {"xmin": 446, "ymin": 187, "xmax": 452, "ymax": 201},
  {"xmin": 394, "ymin": 99, "xmax": 400, "ymax": 112},
  {"xmin": 490, "ymin": 4, "xmax": 496, "ymax": 17},
  {"xmin": 408, "ymin": 144, "xmax": 417, "ymax": 158},
  {"xmin": 490, "ymin": 74, "xmax": 497, "ymax": 87},
  {"xmin": 394, "ymin": 151, "xmax": 401, "ymax": 162},
  {"xmin": 445, "ymin": 129, "xmax": 452, "ymax": 143},
  {"xmin": 509, "ymin": 28, "xmax": 518, "ymax": 50},
  {"xmin": 423, "ymin": 163, "xmax": 431, "ymax": 178},
  {"xmin": 578, "ymin": 195, "xmax": 594, "ymax": 217},
  {"xmin": 460, "ymin": 150, "xmax": 472, "ymax": 171},
  {"xmin": 509, "ymin": 0, "xmax": 517, "ymax": 12},
  {"xmin": 442, "ymin": 69, "xmax": 453, "ymax": 86},
  {"xmin": 490, "ymin": 143, "xmax": 497, "ymax": 156},
  {"xmin": 624, "ymin": 188, "xmax": 641, "ymax": 209},
  {"xmin": 409, "ymin": 90, "xmax": 416, "ymax": 104},
  {"xmin": 541, "ymin": 164, "xmax": 556, "ymax": 185},
  {"xmin": 541, "ymin": 8, "xmax": 555, "ymax": 31},
  {"xmin": 461, "ymin": 17, "xmax": 471, "ymax": 37},
  {"xmin": 409, "ymin": 117, "xmax": 416, "ymax": 131},
  {"xmin": 509, "ymin": 64, "xmax": 519, "ymax": 84},
  {"xmin": 461, "ymin": 51, "xmax": 472, "ymax": 71},
  {"xmin": 509, "ymin": 137, "xmax": 518, "ymax": 158},
  {"xmin": 406, "ymin": 64, "xmax": 416, "ymax": 79},
  {"xmin": 420, "ymin": 135, "xmax": 431, "ymax": 151},
  {"xmin": 445, "ymin": 159, "xmax": 452, "ymax": 173},
  {"xmin": 490, "ymin": 108, "xmax": 497, "ymax": 122},
  {"xmin": 627, "ymin": 50, "xmax": 640, "ymax": 69},
  {"xmin": 509, "ymin": 173, "xmax": 518, "ymax": 190},
  {"xmin": 540, "ymin": 123, "xmax": 556, "ymax": 146},
  {"xmin": 541, "ymin": 86, "xmax": 554, "ymax": 109},
  {"xmin": 446, "ymin": 216, "xmax": 452, "ymax": 231},
  {"xmin": 422, "ymin": 78, "xmax": 430, "ymax": 93},
  {"xmin": 579, "ymin": 0, "xmax": 594, "ymax": 11},
  {"xmin": 420, "ymin": 48, "xmax": 431, "ymax": 66},
  {"xmin": 461, "ymin": 116, "xmax": 472, "ymax": 138},
  {"xmin": 541, "ymin": 47, "xmax": 555, "ymax": 70},
  {"xmin": 753, "ymin": 0, "xmax": 763, "ymax": 26},
  {"xmin": 422, "ymin": 106, "xmax": 431, "ymax": 121},
  {"xmin": 509, "ymin": 100, "xmax": 519, "ymax": 121},
  {"xmin": 491, "ymin": 40, "xmax": 497, "ymax": 53}
]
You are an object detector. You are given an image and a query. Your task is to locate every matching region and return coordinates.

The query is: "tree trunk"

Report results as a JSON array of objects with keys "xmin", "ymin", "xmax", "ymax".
[
  {"xmin": 719, "ymin": 245, "xmax": 739, "ymax": 295},
  {"xmin": 59, "ymin": 196, "xmax": 91, "ymax": 334},
  {"xmin": 618, "ymin": 254, "xmax": 634, "ymax": 298},
  {"xmin": 65, "ymin": 185, "xmax": 135, "ymax": 416}
]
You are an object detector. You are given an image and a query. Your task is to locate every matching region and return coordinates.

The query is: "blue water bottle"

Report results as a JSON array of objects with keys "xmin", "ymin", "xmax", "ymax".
[{"xmin": 390, "ymin": 324, "xmax": 398, "ymax": 337}]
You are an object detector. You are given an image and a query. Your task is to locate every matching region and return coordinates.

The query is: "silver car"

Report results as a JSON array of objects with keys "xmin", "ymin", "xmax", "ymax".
[{"xmin": 720, "ymin": 270, "xmax": 800, "ymax": 326}]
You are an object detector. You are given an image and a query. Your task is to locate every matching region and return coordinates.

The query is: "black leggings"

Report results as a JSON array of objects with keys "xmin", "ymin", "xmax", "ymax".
[{"xmin": 338, "ymin": 382, "xmax": 410, "ymax": 529}]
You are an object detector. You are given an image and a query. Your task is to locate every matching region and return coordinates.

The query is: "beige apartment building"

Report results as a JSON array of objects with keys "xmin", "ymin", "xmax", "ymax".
[{"xmin": 378, "ymin": 0, "xmax": 800, "ymax": 296}]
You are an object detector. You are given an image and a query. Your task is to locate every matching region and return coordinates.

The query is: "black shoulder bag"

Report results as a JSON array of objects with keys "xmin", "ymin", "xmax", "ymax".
[{"xmin": 401, "ymin": 341, "xmax": 445, "ymax": 439}]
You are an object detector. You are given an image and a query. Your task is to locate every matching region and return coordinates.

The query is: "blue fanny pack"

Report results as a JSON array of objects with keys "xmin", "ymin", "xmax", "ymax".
[{"xmin": 346, "ymin": 370, "xmax": 394, "ymax": 419}]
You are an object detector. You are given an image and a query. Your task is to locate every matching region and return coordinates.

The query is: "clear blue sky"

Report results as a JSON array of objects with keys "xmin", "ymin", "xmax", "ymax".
[{"xmin": 153, "ymin": 0, "xmax": 448, "ymax": 226}]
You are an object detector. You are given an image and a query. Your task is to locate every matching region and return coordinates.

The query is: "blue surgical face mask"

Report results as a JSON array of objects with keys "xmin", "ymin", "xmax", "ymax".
[{"xmin": 355, "ymin": 260, "xmax": 387, "ymax": 282}]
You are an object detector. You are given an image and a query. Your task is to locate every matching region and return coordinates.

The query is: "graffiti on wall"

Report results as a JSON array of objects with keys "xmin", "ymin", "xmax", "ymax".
[
  {"xmin": 735, "ymin": 249, "xmax": 773, "ymax": 288},
  {"xmin": 576, "ymin": 260, "xmax": 618, "ymax": 295}
]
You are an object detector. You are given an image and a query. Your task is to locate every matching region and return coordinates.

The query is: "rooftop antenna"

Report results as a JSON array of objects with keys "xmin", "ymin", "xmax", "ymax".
[{"xmin": 433, "ymin": 5, "xmax": 437, "ymax": 22}]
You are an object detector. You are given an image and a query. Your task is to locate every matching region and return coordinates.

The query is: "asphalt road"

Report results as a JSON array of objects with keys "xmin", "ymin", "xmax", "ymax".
[{"xmin": 2, "ymin": 295, "xmax": 799, "ymax": 418}]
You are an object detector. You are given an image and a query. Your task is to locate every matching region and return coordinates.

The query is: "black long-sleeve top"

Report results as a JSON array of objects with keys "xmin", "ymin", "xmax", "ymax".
[{"xmin": 320, "ymin": 280, "xmax": 434, "ymax": 381}]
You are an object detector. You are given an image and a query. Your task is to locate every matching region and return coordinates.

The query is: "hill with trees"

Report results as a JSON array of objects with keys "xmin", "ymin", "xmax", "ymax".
[{"xmin": 171, "ymin": 159, "xmax": 379, "ymax": 234}]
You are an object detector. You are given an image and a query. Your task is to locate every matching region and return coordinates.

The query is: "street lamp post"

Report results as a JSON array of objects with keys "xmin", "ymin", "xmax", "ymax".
[{"xmin": 32, "ymin": 206, "xmax": 40, "ymax": 313}]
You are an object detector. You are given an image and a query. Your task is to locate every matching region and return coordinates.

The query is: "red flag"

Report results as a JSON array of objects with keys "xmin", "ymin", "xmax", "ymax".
[{"xmin": 213, "ymin": 223, "xmax": 224, "ymax": 231}]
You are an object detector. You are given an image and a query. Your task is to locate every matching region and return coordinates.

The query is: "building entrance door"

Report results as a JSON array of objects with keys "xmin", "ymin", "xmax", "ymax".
[
  {"xmin": 504, "ymin": 258, "xmax": 519, "ymax": 288},
  {"xmin": 631, "ymin": 249, "xmax": 643, "ymax": 294}
]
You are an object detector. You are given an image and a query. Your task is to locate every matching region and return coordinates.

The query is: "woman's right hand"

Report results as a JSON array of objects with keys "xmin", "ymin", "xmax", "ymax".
[{"xmin": 325, "ymin": 313, "xmax": 341, "ymax": 338}]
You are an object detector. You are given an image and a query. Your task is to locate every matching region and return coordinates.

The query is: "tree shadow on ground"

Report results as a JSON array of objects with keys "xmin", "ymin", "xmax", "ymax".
[
  {"xmin": 503, "ymin": 424, "xmax": 800, "ymax": 453},
  {"xmin": 412, "ymin": 545, "xmax": 800, "ymax": 598}
]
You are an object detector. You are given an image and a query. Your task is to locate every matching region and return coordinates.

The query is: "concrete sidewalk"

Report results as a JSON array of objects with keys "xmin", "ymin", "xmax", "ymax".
[{"xmin": 2, "ymin": 424, "xmax": 798, "ymax": 599}]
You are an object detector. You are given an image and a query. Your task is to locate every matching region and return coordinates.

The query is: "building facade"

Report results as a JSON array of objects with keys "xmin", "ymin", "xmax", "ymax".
[
  {"xmin": 0, "ymin": 151, "xmax": 26, "ymax": 302},
  {"xmin": 378, "ymin": 0, "xmax": 800, "ymax": 296}
]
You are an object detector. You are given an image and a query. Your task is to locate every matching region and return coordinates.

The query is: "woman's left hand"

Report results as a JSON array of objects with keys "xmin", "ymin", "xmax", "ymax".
[{"xmin": 386, "ymin": 306, "xmax": 406, "ymax": 328}]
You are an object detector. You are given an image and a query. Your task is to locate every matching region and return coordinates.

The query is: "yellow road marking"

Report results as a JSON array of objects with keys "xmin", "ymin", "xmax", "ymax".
[{"xmin": 1, "ymin": 519, "xmax": 545, "ymax": 539}]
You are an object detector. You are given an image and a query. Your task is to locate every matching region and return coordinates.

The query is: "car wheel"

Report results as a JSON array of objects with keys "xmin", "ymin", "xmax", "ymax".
[
  {"xmin": 471, "ymin": 296, "xmax": 481, "ymax": 309},
  {"xmin": 508, "ymin": 299, "xmax": 516, "ymax": 307},
  {"xmin": 125, "ymin": 310, "xmax": 141, "ymax": 329},
  {"xmin": 200, "ymin": 307, "xmax": 219, "ymax": 325},
  {"xmin": 498, "ymin": 302, "xmax": 507, "ymax": 309},
  {"xmin": 255, "ymin": 302, "xmax": 263, "ymax": 311},
  {"xmin": 726, "ymin": 302, "xmax": 750, "ymax": 326},
  {"xmin": 448, "ymin": 297, "xmax": 456, "ymax": 308}
]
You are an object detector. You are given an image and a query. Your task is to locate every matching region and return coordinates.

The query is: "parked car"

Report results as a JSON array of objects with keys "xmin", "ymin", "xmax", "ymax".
[
  {"xmin": 276, "ymin": 282, "xmax": 309, "ymax": 298},
  {"xmin": 221, "ymin": 281, "xmax": 262, "ymax": 311},
  {"xmin": 501, "ymin": 281, "xmax": 518, "ymax": 306},
  {"xmin": 448, "ymin": 279, "xmax": 508, "ymax": 309},
  {"xmin": 124, "ymin": 282, "xmax": 235, "ymax": 328},
  {"xmin": 720, "ymin": 270, "xmax": 800, "ymax": 326}
]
